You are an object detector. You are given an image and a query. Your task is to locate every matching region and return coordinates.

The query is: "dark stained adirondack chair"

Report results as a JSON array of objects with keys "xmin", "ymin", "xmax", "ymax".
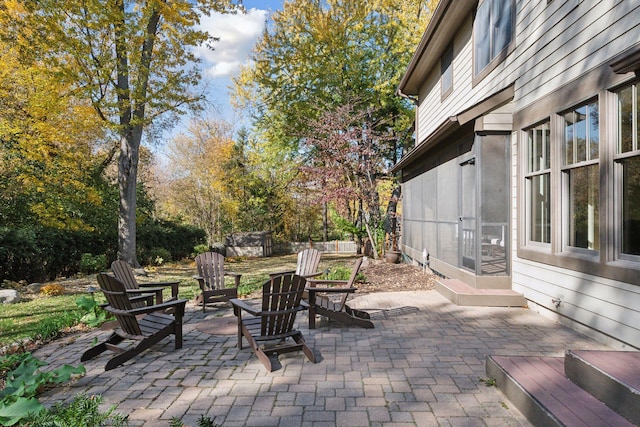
[
  {"xmin": 111, "ymin": 260, "xmax": 179, "ymax": 304},
  {"xmin": 306, "ymin": 257, "xmax": 374, "ymax": 329},
  {"xmin": 81, "ymin": 273, "xmax": 187, "ymax": 371},
  {"xmin": 269, "ymin": 248, "xmax": 323, "ymax": 280},
  {"xmin": 230, "ymin": 273, "xmax": 316, "ymax": 372},
  {"xmin": 194, "ymin": 252, "xmax": 242, "ymax": 312}
]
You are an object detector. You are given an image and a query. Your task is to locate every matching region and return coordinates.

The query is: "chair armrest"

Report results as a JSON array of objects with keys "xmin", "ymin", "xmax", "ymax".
[
  {"xmin": 127, "ymin": 298, "xmax": 187, "ymax": 316},
  {"xmin": 225, "ymin": 272, "xmax": 242, "ymax": 287},
  {"xmin": 306, "ymin": 279, "xmax": 349, "ymax": 287},
  {"xmin": 306, "ymin": 287, "xmax": 357, "ymax": 294},
  {"xmin": 126, "ymin": 286, "xmax": 165, "ymax": 293},
  {"xmin": 128, "ymin": 294, "xmax": 156, "ymax": 305},
  {"xmin": 229, "ymin": 298, "xmax": 262, "ymax": 316},
  {"xmin": 139, "ymin": 280, "xmax": 179, "ymax": 287}
]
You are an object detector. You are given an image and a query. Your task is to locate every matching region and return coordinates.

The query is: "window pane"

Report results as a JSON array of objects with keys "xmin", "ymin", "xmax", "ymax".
[
  {"xmin": 528, "ymin": 122, "xmax": 550, "ymax": 172},
  {"xmin": 492, "ymin": 0, "xmax": 512, "ymax": 57},
  {"xmin": 574, "ymin": 105, "xmax": 587, "ymax": 162},
  {"xmin": 529, "ymin": 173, "xmax": 550, "ymax": 243},
  {"xmin": 637, "ymin": 84, "xmax": 640, "ymax": 149},
  {"xmin": 589, "ymin": 102, "xmax": 599, "ymax": 160},
  {"xmin": 619, "ymin": 85, "xmax": 634, "ymax": 153},
  {"xmin": 475, "ymin": 1, "xmax": 490, "ymax": 72},
  {"xmin": 568, "ymin": 165, "xmax": 599, "ymax": 250},
  {"xmin": 441, "ymin": 44, "xmax": 453, "ymax": 95},
  {"xmin": 622, "ymin": 155, "xmax": 640, "ymax": 256},
  {"xmin": 564, "ymin": 110, "xmax": 575, "ymax": 165}
]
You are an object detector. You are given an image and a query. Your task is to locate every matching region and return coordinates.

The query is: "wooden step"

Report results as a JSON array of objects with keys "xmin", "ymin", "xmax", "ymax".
[
  {"xmin": 487, "ymin": 355, "xmax": 635, "ymax": 427},
  {"xmin": 565, "ymin": 350, "xmax": 640, "ymax": 426},
  {"xmin": 435, "ymin": 279, "xmax": 526, "ymax": 307}
]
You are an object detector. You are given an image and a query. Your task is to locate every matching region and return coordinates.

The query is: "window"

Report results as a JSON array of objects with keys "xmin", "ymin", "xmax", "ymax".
[
  {"xmin": 525, "ymin": 121, "xmax": 551, "ymax": 244},
  {"xmin": 441, "ymin": 43, "xmax": 453, "ymax": 98},
  {"xmin": 616, "ymin": 83, "xmax": 640, "ymax": 257},
  {"xmin": 561, "ymin": 101, "xmax": 600, "ymax": 251},
  {"xmin": 474, "ymin": 0, "xmax": 514, "ymax": 75}
]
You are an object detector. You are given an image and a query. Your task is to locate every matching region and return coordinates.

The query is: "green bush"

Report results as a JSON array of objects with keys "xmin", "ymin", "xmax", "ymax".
[
  {"xmin": 79, "ymin": 253, "xmax": 107, "ymax": 274},
  {"xmin": 193, "ymin": 244, "xmax": 209, "ymax": 256},
  {"xmin": 0, "ymin": 221, "xmax": 205, "ymax": 282},
  {"xmin": 26, "ymin": 393, "xmax": 128, "ymax": 427},
  {"xmin": 0, "ymin": 353, "xmax": 86, "ymax": 426}
]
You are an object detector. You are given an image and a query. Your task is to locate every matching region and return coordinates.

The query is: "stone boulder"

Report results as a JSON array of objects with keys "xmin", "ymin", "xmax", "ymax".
[{"xmin": 0, "ymin": 289, "xmax": 20, "ymax": 304}]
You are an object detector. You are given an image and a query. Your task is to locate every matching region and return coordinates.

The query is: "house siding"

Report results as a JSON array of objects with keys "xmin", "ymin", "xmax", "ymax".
[
  {"xmin": 399, "ymin": 0, "xmax": 640, "ymax": 348},
  {"xmin": 514, "ymin": 0, "xmax": 640, "ymax": 113}
]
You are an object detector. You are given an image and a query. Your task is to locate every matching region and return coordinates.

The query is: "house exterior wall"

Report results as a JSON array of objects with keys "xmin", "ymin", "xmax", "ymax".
[{"xmin": 399, "ymin": 0, "xmax": 640, "ymax": 348}]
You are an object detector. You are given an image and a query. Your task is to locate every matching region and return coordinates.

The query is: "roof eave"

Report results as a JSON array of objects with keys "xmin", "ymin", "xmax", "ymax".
[{"xmin": 397, "ymin": 0, "xmax": 477, "ymax": 96}]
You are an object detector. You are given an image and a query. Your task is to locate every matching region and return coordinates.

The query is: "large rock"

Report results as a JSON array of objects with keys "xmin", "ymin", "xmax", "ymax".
[
  {"xmin": 27, "ymin": 283, "xmax": 44, "ymax": 294},
  {"xmin": 0, "ymin": 289, "xmax": 20, "ymax": 304}
]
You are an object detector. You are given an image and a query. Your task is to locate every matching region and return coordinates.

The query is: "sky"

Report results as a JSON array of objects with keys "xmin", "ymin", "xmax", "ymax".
[
  {"xmin": 153, "ymin": 1, "xmax": 283, "ymax": 160},
  {"xmin": 191, "ymin": 1, "xmax": 283, "ymax": 123}
]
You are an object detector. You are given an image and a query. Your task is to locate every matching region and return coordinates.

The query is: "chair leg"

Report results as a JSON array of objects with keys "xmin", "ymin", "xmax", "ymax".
[
  {"xmin": 241, "ymin": 327, "xmax": 273, "ymax": 371},
  {"xmin": 81, "ymin": 333, "xmax": 124, "ymax": 362},
  {"xmin": 293, "ymin": 333, "xmax": 316, "ymax": 364}
]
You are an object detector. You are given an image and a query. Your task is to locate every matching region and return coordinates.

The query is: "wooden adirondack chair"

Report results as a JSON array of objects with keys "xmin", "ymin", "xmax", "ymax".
[
  {"xmin": 111, "ymin": 260, "xmax": 179, "ymax": 304},
  {"xmin": 81, "ymin": 273, "xmax": 187, "ymax": 371},
  {"xmin": 230, "ymin": 273, "xmax": 316, "ymax": 372},
  {"xmin": 306, "ymin": 257, "xmax": 374, "ymax": 329},
  {"xmin": 270, "ymin": 248, "xmax": 322, "ymax": 279},
  {"xmin": 194, "ymin": 252, "xmax": 242, "ymax": 312}
]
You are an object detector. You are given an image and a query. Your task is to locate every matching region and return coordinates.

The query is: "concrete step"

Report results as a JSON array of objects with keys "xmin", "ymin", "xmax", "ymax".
[
  {"xmin": 565, "ymin": 350, "xmax": 640, "ymax": 426},
  {"xmin": 486, "ymin": 355, "xmax": 635, "ymax": 427},
  {"xmin": 435, "ymin": 278, "xmax": 526, "ymax": 307}
]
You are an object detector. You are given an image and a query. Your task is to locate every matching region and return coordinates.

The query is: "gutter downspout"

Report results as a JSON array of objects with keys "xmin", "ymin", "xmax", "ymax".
[{"xmin": 396, "ymin": 88, "xmax": 419, "ymax": 105}]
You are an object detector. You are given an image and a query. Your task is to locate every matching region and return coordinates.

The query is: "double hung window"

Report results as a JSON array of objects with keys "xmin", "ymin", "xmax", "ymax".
[
  {"xmin": 616, "ymin": 83, "xmax": 640, "ymax": 257},
  {"xmin": 525, "ymin": 122, "xmax": 551, "ymax": 244},
  {"xmin": 474, "ymin": 0, "xmax": 514, "ymax": 76},
  {"xmin": 561, "ymin": 101, "xmax": 599, "ymax": 251}
]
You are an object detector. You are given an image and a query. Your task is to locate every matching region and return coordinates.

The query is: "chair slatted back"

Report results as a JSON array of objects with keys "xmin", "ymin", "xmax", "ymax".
[
  {"xmin": 111, "ymin": 260, "xmax": 139, "ymax": 291},
  {"xmin": 296, "ymin": 248, "xmax": 321, "ymax": 277},
  {"xmin": 337, "ymin": 257, "xmax": 364, "ymax": 310},
  {"xmin": 195, "ymin": 252, "xmax": 226, "ymax": 291},
  {"xmin": 97, "ymin": 273, "xmax": 142, "ymax": 336},
  {"xmin": 260, "ymin": 274, "xmax": 306, "ymax": 338}
]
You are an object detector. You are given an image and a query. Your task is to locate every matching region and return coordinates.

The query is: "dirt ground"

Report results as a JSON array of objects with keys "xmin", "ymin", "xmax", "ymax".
[{"xmin": 358, "ymin": 258, "xmax": 437, "ymax": 293}]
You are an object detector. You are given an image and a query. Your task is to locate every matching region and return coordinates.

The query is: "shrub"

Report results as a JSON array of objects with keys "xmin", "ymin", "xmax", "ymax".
[
  {"xmin": 26, "ymin": 393, "xmax": 128, "ymax": 426},
  {"xmin": 193, "ymin": 244, "xmax": 209, "ymax": 256},
  {"xmin": 40, "ymin": 284, "xmax": 65, "ymax": 297},
  {"xmin": 0, "ymin": 353, "xmax": 86, "ymax": 426},
  {"xmin": 79, "ymin": 253, "xmax": 107, "ymax": 274}
]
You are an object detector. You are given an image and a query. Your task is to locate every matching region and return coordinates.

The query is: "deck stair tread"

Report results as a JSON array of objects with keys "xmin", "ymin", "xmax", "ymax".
[
  {"xmin": 435, "ymin": 279, "xmax": 526, "ymax": 307},
  {"xmin": 488, "ymin": 355, "xmax": 635, "ymax": 427},
  {"xmin": 565, "ymin": 350, "xmax": 640, "ymax": 426},
  {"xmin": 567, "ymin": 350, "xmax": 640, "ymax": 391}
]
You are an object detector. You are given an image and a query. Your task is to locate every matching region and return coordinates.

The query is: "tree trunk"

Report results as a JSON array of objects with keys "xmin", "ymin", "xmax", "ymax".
[
  {"xmin": 385, "ymin": 185, "xmax": 402, "ymax": 251},
  {"xmin": 117, "ymin": 128, "xmax": 141, "ymax": 267},
  {"xmin": 323, "ymin": 201, "xmax": 329, "ymax": 242}
]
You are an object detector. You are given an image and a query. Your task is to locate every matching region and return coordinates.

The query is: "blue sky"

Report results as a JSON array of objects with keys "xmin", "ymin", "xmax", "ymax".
[
  {"xmin": 154, "ymin": 2, "xmax": 283, "ymax": 160},
  {"xmin": 192, "ymin": 1, "xmax": 284, "ymax": 122}
]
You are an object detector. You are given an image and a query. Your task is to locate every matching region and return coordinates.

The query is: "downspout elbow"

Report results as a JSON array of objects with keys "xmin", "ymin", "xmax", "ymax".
[{"xmin": 396, "ymin": 88, "xmax": 419, "ymax": 105}]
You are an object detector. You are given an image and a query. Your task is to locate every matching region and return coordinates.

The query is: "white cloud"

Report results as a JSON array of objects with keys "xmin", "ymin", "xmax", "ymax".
[{"xmin": 195, "ymin": 8, "xmax": 268, "ymax": 78}]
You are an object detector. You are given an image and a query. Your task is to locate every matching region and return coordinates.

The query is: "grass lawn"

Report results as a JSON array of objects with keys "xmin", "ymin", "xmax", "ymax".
[{"xmin": 0, "ymin": 253, "xmax": 359, "ymax": 350}]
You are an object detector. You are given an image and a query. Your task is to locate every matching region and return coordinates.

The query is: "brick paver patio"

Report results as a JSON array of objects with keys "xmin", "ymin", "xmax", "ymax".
[{"xmin": 33, "ymin": 290, "xmax": 613, "ymax": 426}]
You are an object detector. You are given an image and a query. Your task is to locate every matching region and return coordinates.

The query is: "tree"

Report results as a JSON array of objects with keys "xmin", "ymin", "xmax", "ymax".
[
  {"xmin": 164, "ymin": 115, "xmax": 237, "ymax": 245},
  {"xmin": 3, "ymin": 0, "xmax": 239, "ymax": 265},
  {"xmin": 233, "ymin": 0, "xmax": 436, "ymax": 251},
  {"xmin": 0, "ymin": 31, "xmax": 107, "ymax": 230},
  {"xmin": 301, "ymin": 97, "xmax": 394, "ymax": 256}
]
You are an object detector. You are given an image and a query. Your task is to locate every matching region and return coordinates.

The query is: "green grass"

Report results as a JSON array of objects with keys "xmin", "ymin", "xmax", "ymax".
[{"xmin": 0, "ymin": 254, "xmax": 360, "ymax": 349}]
